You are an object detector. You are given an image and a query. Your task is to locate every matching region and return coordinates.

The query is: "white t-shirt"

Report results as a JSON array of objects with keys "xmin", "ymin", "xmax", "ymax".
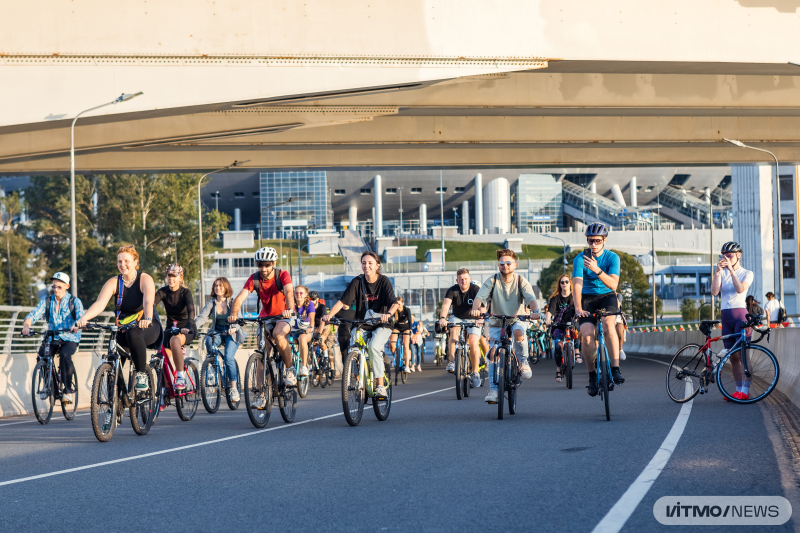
[
  {"xmin": 764, "ymin": 299, "xmax": 781, "ymax": 322},
  {"xmin": 719, "ymin": 267, "xmax": 754, "ymax": 310}
]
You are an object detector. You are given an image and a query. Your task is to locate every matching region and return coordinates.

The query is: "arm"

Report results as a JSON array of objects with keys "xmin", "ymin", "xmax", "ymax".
[
  {"xmin": 228, "ymin": 287, "xmax": 251, "ymax": 321},
  {"xmin": 181, "ymin": 289, "xmax": 197, "ymax": 335},
  {"xmin": 731, "ymin": 269, "xmax": 752, "ymax": 295},
  {"xmin": 323, "ymin": 300, "xmax": 345, "ymax": 322},
  {"xmin": 573, "ymin": 278, "xmax": 585, "ymax": 316},
  {"xmin": 22, "ymin": 298, "xmax": 47, "ymax": 335},
  {"xmin": 520, "ymin": 277, "xmax": 540, "ymax": 317},
  {"xmin": 139, "ymin": 273, "xmax": 156, "ymax": 328},
  {"xmin": 282, "ymin": 282, "xmax": 295, "ymax": 318},
  {"xmin": 194, "ymin": 298, "xmax": 214, "ymax": 329},
  {"xmin": 710, "ymin": 259, "xmax": 725, "ymax": 296},
  {"xmin": 438, "ymin": 298, "xmax": 452, "ymax": 328},
  {"xmin": 76, "ymin": 277, "xmax": 119, "ymax": 326}
]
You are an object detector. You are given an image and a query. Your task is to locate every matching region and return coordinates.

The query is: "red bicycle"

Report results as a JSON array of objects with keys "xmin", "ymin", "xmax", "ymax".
[{"xmin": 152, "ymin": 322, "xmax": 200, "ymax": 421}]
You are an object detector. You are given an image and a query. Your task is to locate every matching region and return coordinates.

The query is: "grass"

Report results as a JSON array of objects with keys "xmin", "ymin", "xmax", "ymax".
[
  {"xmin": 208, "ymin": 238, "xmax": 344, "ymax": 265},
  {"xmin": 402, "ymin": 240, "xmax": 563, "ymax": 263}
]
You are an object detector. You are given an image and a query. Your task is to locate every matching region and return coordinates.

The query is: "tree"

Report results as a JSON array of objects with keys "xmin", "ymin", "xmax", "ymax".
[
  {"xmin": 0, "ymin": 193, "xmax": 36, "ymax": 306},
  {"xmin": 681, "ymin": 298, "xmax": 697, "ymax": 321}
]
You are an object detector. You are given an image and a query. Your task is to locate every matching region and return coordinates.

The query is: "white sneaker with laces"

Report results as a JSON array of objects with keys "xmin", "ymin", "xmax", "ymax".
[
  {"xmin": 284, "ymin": 367, "xmax": 298, "ymax": 387},
  {"xmin": 250, "ymin": 394, "xmax": 266, "ymax": 409},
  {"xmin": 485, "ymin": 389, "xmax": 498, "ymax": 403},
  {"xmin": 62, "ymin": 392, "xmax": 74, "ymax": 405},
  {"xmin": 135, "ymin": 372, "xmax": 149, "ymax": 391},
  {"xmin": 446, "ymin": 361, "xmax": 455, "ymax": 373},
  {"xmin": 619, "ymin": 349, "xmax": 627, "ymax": 361},
  {"xmin": 470, "ymin": 372, "xmax": 481, "ymax": 388},
  {"xmin": 519, "ymin": 360, "xmax": 533, "ymax": 379},
  {"xmin": 229, "ymin": 385, "xmax": 240, "ymax": 402},
  {"xmin": 299, "ymin": 365, "xmax": 309, "ymax": 377},
  {"xmin": 374, "ymin": 385, "xmax": 389, "ymax": 399}
]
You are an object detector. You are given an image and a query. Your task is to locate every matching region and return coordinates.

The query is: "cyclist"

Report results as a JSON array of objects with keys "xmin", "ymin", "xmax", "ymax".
[
  {"xmin": 470, "ymin": 249, "xmax": 540, "ymax": 404},
  {"xmin": 410, "ymin": 316, "xmax": 425, "ymax": 372},
  {"xmin": 545, "ymin": 273, "xmax": 575, "ymax": 383},
  {"xmin": 22, "ymin": 272, "xmax": 85, "ymax": 405},
  {"xmin": 153, "ymin": 264, "xmax": 197, "ymax": 390},
  {"xmin": 196, "ymin": 276, "xmax": 246, "ymax": 402},
  {"xmin": 309, "ymin": 291, "xmax": 332, "ymax": 370},
  {"xmin": 615, "ymin": 293, "xmax": 627, "ymax": 361},
  {"xmin": 228, "ymin": 247, "xmax": 295, "ymax": 409},
  {"xmin": 710, "ymin": 241, "xmax": 754, "ymax": 400},
  {"xmin": 389, "ymin": 296, "xmax": 413, "ymax": 374},
  {"xmin": 294, "ymin": 285, "xmax": 315, "ymax": 377},
  {"xmin": 76, "ymin": 245, "xmax": 162, "ymax": 392},
  {"xmin": 322, "ymin": 251, "xmax": 399, "ymax": 399},
  {"xmin": 572, "ymin": 223, "xmax": 623, "ymax": 397},
  {"xmin": 439, "ymin": 268, "xmax": 484, "ymax": 387}
]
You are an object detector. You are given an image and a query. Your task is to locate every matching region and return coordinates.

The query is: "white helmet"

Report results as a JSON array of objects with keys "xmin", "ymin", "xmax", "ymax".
[{"xmin": 254, "ymin": 247, "xmax": 278, "ymax": 262}]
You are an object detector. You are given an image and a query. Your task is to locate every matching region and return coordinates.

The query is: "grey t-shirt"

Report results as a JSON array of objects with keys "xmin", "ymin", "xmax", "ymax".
[{"xmin": 476, "ymin": 273, "xmax": 537, "ymax": 327}]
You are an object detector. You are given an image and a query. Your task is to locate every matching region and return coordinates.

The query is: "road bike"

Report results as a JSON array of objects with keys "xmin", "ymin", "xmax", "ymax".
[
  {"xmin": 393, "ymin": 330, "xmax": 410, "ymax": 385},
  {"xmin": 24, "ymin": 329, "xmax": 79, "ymax": 424},
  {"xmin": 199, "ymin": 333, "xmax": 241, "ymax": 413},
  {"xmin": 329, "ymin": 317, "xmax": 392, "ymax": 426},
  {"xmin": 86, "ymin": 322, "xmax": 157, "ymax": 442},
  {"xmin": 447, "ymin": 321, "xmax": 482, "ymax": 400},
  {"xmin": 485, "ymin": 314, "xmax": 533, "ymax": 420},
  {"xmin": 310, "ymin": 335, "xmax": 334, "ymax": 388},
  {"xmin": 151, "ymin": 322, "xmax": 200, "ymax": 422},
  {"xmin": 239, "ymin": 315, "xmax": 298, "ymax": 428},
  {"xmin": 551, "ymin": 322, "xmax": 577, "ymax": 390},
  {"xmin": 666, "ymin": 314, "xmax": 779, "ymax": 404},
  {"xmin": 587, "ymin": 310, "xmax": 623, "ymax": 421}
]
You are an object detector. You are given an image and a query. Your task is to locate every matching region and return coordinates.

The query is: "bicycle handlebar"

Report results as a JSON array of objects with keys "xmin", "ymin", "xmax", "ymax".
[
  {"xmin": 82, "ymin": 321, "xmax": 137, "ymax": 332},
  {"xmin": 326, "ymin": 317, "xmax": 395, "ymax": 328},
  {"xmin": 236, "ymin": 314, "xmax": 288, "ymax": 326},
  {"xmin": 19, "ymin": 328, "xmax": 73, "ymax": 337}
]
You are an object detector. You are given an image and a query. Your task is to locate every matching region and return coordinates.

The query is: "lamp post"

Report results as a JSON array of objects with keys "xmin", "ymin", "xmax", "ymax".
[
  {"xmin": 70, "ymin": 92, "xmax": 143, "ymax": 297},
  {"xmin": 705, "ymin": 188, "xmax": 715, "ymax": 320},
  {"xmin": 259, "ymin": 198, "xmax": 295, "ymax": 248},
  {"xmin": 542, "ymin": 233, "xmax": 569, "ymax": 273},
  {"xmin": 196, "ymin": 160, "xmax": 250, "ymax": 308},
  {"xmin": 724, "ymin": 138, "xmax": 784, "ymax": 303},
  {"xmin": 439, "ymin": 170, "xmax": 446, "ymax": 268}
]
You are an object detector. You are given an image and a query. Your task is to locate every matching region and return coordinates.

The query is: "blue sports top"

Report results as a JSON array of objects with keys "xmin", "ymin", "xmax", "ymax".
[{"xmin": 572, "ymin": 249, "xmax": 620, "ymax": 295}]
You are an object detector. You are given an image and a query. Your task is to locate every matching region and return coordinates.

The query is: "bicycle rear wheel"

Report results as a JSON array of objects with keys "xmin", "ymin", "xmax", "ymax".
[
  {"xmin": 60, "ymin": 366, "xmax": 79, "ymax": 420},
  {"xmin": 200, "ymin": 356, "xmax": 221, "ymax": 414},
  {"xmin": 225, "ymin": 360, "xmax": 242, "ymax": 411},
  {"xmin": 342, "ymin": 350, "xmax": 365, "ymax": 426},
  {"xmin": 599, "ymin": 346, "xmax": 610, "ymax": 421},
  {"xmin": 565, "ymin": 343, "xmax": 573, "ymax": 390},
  {"xmin": 717, "ymin": 344, "xmax": 779, "ymax": 403},
  {"xmin": 666, "ymin": 344, "xmax": 704, "ymax": 403},
  {"xmin": 497, "ymin": 349, "xmax": 506, "ymax": 420},
  {"xmin": 244, "ymin": 352, "xmax": 273, "ymax": 428},
  {"xmin": 175, "ymin": 360, "xmax": 199, "ymax": 421},
  {"xmin": 298, "ymin": 371, "xmax": 310, "ymax": 399},
  {"xmin": 455, "ymin": 348, "xmax": 464, "ymax": 400},
  {"xmin": 90, "ymin": 362, "xmax": 117, "ymax": 442},
  {"xmin": 400, "ymin": 348, "xmax": 407, "ymax": 384},
  {"xmin": 31, "ymin": 360, "xmax": 54, "ymax": 425},
  {"xmin": 130, "ymin": 365, "xmax": 157, "ymax": 435}
]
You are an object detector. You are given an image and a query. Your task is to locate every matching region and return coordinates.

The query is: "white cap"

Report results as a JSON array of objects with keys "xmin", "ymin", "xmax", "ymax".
[{"xmin": 51, "ymin": 272, "xmax": 70, "ymax": 286}]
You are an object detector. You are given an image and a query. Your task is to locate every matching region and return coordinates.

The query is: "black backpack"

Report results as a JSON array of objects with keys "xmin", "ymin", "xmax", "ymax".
[
  {"xmin": 252, "ymin": 269, "xmax": 284, "ymax": 314},
  {"xmin": 45, "ymin": 294, "xmax": 78, "ymax": 324}
]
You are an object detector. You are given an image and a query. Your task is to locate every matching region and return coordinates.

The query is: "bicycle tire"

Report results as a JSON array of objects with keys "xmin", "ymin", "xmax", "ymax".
[
  {"xmin": 175, "ymin": 360, "xmax": 199, "ymax": 421},
  {"xmin": 225, "ymin": 360, "xmax": 242, "ymax": 411},
  {"xmin": 200, "ymin": 357, "xmax": 221, "ymax": 414},
  {"xmin": 400, "ymin": 347, "xmax": 408, "ymax": 384},
  {"xmin": 342, "ymin": 350, "xmax": 365, "ymax": 426},
  {"xmin": 90, "ymin": 362, "xmax": 117, "ymax": 442},
  {"xmin": 497, "ymin": 348, "xmax": 506, "ymax": 420},
  {"xmin": 279, "ymin": 384, "xmax": 297, "ymax": 423},
  {"xmin": 31, "ymin": 360, "xmax": 54, "ymax": 425},
  {"xmin": 60, "ymin": 365, "xmax": 79, "ymax": 421},
  {"xmin": 463, "ymin": 350, "xmax": 471, "ymax": 398},
  {"xmin": 394, "ymin": 351, "xmax": 400, "ymax": 385},
  {"xmin": 455, "ymin": 348, "xmax": 464, "ymax": 400},
  {"xmin": 565, "ymin": 343, "xmax": 573, "ymax": 390},
  {"xmin": 298, "ymin": 371, "xmax": 310, "ymax": 398},
  {"xmin": 373, "ymin": 368, "xmax": 392, "ymax": 421},
  {"xmin": 244, "ymin": 352, "xmax": 273, "ymax": 428},
  {"xmin": 717, "ymin": 344, "xmax": 780, "ymax": 404},
  {"xmin": 508, "ymin": 352, "xmax": 518, "ymax": 415},
  {"xmin": 599, "ymin": 346, "xmax": 610, "ymax": 421},
  {"xmin": 666, "ymin": 344, "xmax": 704, "ymax": 403},
  {"xmin": 130, "ymin": 365, "xmax": 157, "ymax": 435},
  {"xmin": 147, "ymin": 361, "xmax": 164, "ymax": 430}
]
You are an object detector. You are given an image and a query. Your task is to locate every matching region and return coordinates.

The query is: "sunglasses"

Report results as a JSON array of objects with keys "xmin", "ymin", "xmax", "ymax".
[
  {"xmin": 559, "ymin": 280, "xmax": 570, "ymax": 285},
  {"xmin": 498, "ymin": 261, "xmax": 514, "ymax": 266},
  {"xmin": 256, "ymin": 262, "xmax": 275, "ymax": 268},
  {"xmin": 587, "ymin": 238, "xmax": 604, "ymax": 245},
  {"xmin": 723, "ymin": 253, "xmax": 737, "ymax": 258}
]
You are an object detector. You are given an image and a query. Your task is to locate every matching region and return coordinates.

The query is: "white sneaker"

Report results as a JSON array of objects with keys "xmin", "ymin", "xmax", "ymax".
[
  {"xmin": 619, "ymin": 349, "xmax": 627, "ymax": 361},
  {"xmin": 284, "ymin": 367, "xmax": 298, "ymax": 387},
  {"xmin": 135, "ymin": 372, "xmax": 149, "ymax": 391},
  {"xmin": 485, "ymin": 389, "xmax": 498, "ymax": 403},
  {"xmin": 409, "ymin": 366, "xmax": 415, "ymax": 373},
  {"xmin": 250, "ymin": 394, "xmax": 266, "ymax": 409},
  {"xmin": 446, "ymin": 361, "xmax": 455, "ymax": 373},
  {"xmin": 470, "ymin": 372, "xmax": 482, "ymax": 388},
  {"xmin": 375, "ymin": 385, "xmax": 389, "ymax": 399},
  {"xmin": 229, "ymin": 385, "xmax": 240, "ymax": 403},
  {"xmin": 299, "ymin": 365, "xmax": 309, "ymax": 377},
  {"xmin": 62, "ymin": 392, "xmax": 74, "ymax": 405},
  {"xmin": 519, "ymin": 360, "xmax": 532, "ymax": 379}
]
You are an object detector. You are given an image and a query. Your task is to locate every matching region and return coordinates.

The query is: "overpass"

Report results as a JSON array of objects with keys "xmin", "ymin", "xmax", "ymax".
[{"xmin": 2, "ymin": 1, "xmax": 800, "ymax": 172}]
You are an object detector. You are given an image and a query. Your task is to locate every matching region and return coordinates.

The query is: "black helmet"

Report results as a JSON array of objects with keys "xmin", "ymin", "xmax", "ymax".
[
  {"xmin": 309, "ymin": 291, "xmax": 320, "ymax": 300},
  {"xmin": 721, "ymin": 242, "xmax": 742, "ymax": 254},
  {"xmin": 585, "ymin": 223, "xmax": 609, "ymax": 237}
]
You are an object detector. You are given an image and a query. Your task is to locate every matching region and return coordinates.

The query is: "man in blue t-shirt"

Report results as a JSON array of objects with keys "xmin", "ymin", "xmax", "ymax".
[{"xmin": 572, "ymin": 223, "xmax": 625, "ymax": 395}]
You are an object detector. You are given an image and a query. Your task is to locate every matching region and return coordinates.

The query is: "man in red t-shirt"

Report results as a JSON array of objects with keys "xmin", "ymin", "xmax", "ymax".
[{"xmin": 230, "ymin": 247, "xmax": 296, "ymax": 399}]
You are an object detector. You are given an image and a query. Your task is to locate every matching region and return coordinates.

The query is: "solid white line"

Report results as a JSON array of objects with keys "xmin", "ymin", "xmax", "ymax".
[
  {"xmin": 0, "ymin": 386, "xmax": 454, "ymax": 488},
  {"xmin": 591, "ymin": 363, "xmax": 693, "ymax": 533},
  {"xmin": 0, "ymin": 412, "xmax": 90, "ymax": 427}
]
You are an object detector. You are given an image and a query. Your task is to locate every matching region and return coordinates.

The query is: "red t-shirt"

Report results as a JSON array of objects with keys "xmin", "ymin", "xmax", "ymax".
[{"xmin": 243, "ymin": 270, "xmax": 293, "ymax": 317}]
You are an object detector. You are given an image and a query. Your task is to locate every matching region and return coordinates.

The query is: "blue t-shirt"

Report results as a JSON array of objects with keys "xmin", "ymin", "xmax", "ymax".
[{"xmin": 572, "ymin": 249, "xmax": 620, "ymax": 295}]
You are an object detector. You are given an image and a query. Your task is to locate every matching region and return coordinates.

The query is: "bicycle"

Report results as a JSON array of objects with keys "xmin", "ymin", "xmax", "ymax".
[
  {"xmin": 86, "ymin": 321, "xmax": 157, "ymax": 442},
  {"xmin": 528, "ymin": 328, "xmax": 546, "ymax": 365},
  {"xmin": 434, "ymin": 333, "xmax": 447, "ymax": 367},
  {"xmin": 24, "ymin": 329, "xmax": 79, "ymax": 424},
  {"xmin": 290, "ymin": 327, "xmax": 311, "ymax": 399},
  {"xmin": 550, "ymin": 322, "xmax": 577, "ymax": 390},
  {"xmin": 586, "ymin": 310, "xmax": 623, "ymax": 421},
  {"xmin": 328, "ymin": 317, "xmax": 393, "ymax": 427},
  {"xmin": 485, "ymin": 314, "xmax": 533, "ymax": 420},
  {"xmin": 393, "ymin": 330, "xmax": 410, "ymax": 385},
  {"xmin": 310, "ymin": 335, "xmax": 334, "ymax": 388},
  {"xmin": 199, "ymin": 333, "xmax": 242, "ymax": 413},
  {"xmin": 150, "ymin": 322, "xmax": 201, "ymax": 422},
  {"xmin": 666, "ymin": 314, "xmax": 779, "ymax": 404},
  {"xmin": 238, "ymin": 315, "xmax": 298, "ymax": 428},
  {"xmin": 447, "ymin": 321, "xmax": 482, "ymax": 400}
]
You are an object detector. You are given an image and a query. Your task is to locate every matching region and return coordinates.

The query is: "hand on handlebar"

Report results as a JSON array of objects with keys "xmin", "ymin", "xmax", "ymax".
[
  {"xmin": 21, "ymin": 324, "xmax": 30, "ymax": 336},
  {"xmin": 380, "ymin": 313, "xmax": 392, "ymax": 323},
  {"xmin": 321, "ymin": 314, "xmax": 332, "ymax": 323},
  {"xmin": 282, "ymin": 309, "xmax": 293, "ymax": 319},
  {"xmin": 438, "ymin": 317, "xmax": 447, "ymax": 329},
  {"xmin": 529, "ymin": 311, "xmax": 540, "ymax": 321},
  {"xmin": 469, "ymin": 308, "xmax": 482, "ymax": 318}
]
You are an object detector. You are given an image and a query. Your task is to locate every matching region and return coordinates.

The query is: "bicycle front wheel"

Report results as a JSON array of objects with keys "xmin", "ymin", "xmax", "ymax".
[
  {"xmin": 342, "ymin": 350, "xmax": 365, "ymax": 426},
  {"xmin": 31, "ymin": 360, "xmax": 54, "ymax": 425},
  {"xmin": 599, "ymin": 346, "xmax": 610, "ymax": 421},
  {"xmin": 200, "ymin": 357, "xmax": 221, "ymax": 414},
  {"xmin": 717, "ymin": 344, "xmax": 779, "ymax": 403},
  {"xmin": 373, "ymin": 370, "xmax": 392, "ymax": 421},
  {"xmin": 565, "ymin": 343, "xmax": 573, "ymax": 390},
  {"xmin": 455, "ymin": 348, "xmax": 464, "ymax": 400},
  {"xmin": 497, "ymin": 349, "xmax": 506, "ymax": 420},
  {"xmin": 175, "ymin": 360, "xmax": 199, "ymax": 421},
  {"xmin": 507, "ymin": 352, "xmax": 518, "ymax": 415},
  {"xmin": 298, "ymin": 371, "xmax": 310, "ymax": 399},
  {"xmin": 463, "ymin": 351, "xmax": 471, "ymax": 398},
  {"xmin": 130, "ymin": 365, "xmax": 157, "ymax": 435},
  {"xmin": 666, "ymin": 344, "xmax": 704, "ymax": 403},
  {"xmin": 90, "ymin": 362, "xmax": 117, "ymax": 442},
  {"xmin": 244, "ymin": 352, "xmax": 273, "ymax": 428}
]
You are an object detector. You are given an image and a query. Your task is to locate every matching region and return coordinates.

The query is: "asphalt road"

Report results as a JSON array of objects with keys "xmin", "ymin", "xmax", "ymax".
[{"xmin": 0, "ymin": 356, "xmax": 797, "ymax": 532}]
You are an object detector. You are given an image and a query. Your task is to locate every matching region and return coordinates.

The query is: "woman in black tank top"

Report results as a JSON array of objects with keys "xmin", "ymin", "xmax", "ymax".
[
  {"xmin": 154, "ymin": 264, "xmax": 196, "ymax": 390},
  {"xmin": 77, "ymin": 245, "xmax": 161, "ymax": 391}
]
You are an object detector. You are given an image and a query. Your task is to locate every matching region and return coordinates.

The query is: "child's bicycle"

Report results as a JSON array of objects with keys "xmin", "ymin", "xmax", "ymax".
[
  {"xmin": 199, "ymin": 333, "xmax": 241, "ymax": 413},
  {"xmin": 151, "ymin": 322, "xmax": 200, "ymax": 422}
]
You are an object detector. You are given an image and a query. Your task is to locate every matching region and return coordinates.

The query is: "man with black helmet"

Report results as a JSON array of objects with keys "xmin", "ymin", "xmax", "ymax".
[{"xmin": 573, "ymin": 223, "xmax": 625, "ymax": 396}]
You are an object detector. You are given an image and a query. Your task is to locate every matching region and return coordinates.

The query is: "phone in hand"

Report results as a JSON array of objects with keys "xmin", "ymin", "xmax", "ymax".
[{"xmin": 584, "ymin": 248, "xmax": 592, "ymax": 259}]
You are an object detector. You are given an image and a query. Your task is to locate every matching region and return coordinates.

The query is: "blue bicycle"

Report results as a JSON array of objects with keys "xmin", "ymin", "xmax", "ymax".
[
  {"xmin": 199, "ymin": 333, "xmax": 241, "ymax": 413},
  {"xmin": 588, "ymin": 309, "xmax": 623, "ymax": 421},
  {"xmin": 393, "ymin": 331, "xmax": 410, "ymax": 385},
  {"xmin": 289, "ymin": 328, "xmax": 311, "ymax": 398}
]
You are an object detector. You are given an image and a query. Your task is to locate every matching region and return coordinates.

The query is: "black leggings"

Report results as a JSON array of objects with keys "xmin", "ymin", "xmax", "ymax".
[
  {"xmin": 337, "ymin": 323, "xmax": 352, "ymax": 356},
  {"xmin": 116, "ymin": 323, "xmax": 162, "ymax": 372},
  {"xmin": 554, "ymin": 339, "xmax": 563, "ymax": 368},
  {"xmin": 39, "ymin": 340, "xmax": 78, "ymax": 393}
]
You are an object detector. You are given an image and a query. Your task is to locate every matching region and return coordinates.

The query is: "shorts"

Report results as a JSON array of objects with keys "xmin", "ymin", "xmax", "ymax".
[
  {"xmin": 577, "ymin": 292, "xmax": 619, "ymax": 326},
  {"xmin": 256, "ymin": 318, "xmax": 293, "ymax": 344},
  {"xmin": 394, "ymin": 323, "xmax": 412, "ymax": 333},
  {"xmin": 488, "ymin": 321, "xmax": 527, "ymax": 345},
  {"xmin": 163, "ymin": 328, "xmax": 195, "ymax": 347},
  {"xmin": 449, "ymin": 316, "xmax": 482, "ymax": 337}
]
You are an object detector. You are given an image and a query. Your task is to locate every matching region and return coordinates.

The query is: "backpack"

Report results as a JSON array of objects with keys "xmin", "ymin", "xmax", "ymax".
[
  {"xmin": 45, "ymin": 294, "xmax": 78, "ymax": 324},
  {"xmin": 252, "ymin": 269, "xmax": 284, "ymax": 314},
  {"xmin": 486, "ymin": 273, "xmax": 524, "ymax": 314},
  {"xmin": 777, "ymin": 305, "xmax": 787, "ymax": 324}
]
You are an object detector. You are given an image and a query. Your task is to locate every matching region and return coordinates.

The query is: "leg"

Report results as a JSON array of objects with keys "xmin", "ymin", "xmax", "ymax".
[
  {"xmin": 447, "ymin": 326, "xmax": 460, "ymax": 363},
  {"xmin": 170, "ymin": 333, "xmax": 186, "ymax": 372},
  {"xmin": 512, "ymin": 322, "xmax": 532, "ymax": 378},
  {"xmin": 389, "ymin": 331, "xmax": 398, "ymax": 355},
  {"xmin": 601, "ymin": 316, "xmax": 619, "ymax": 366},
  {"xmin": 272, "ymin": 321, "xmax": 294, "ymax": 368},
  {"xmin": 467, "ymin": 332, "xmax": 481, "ymax": 371},
  {"xmin": 368, "ymin": 327, "xmax": 392, "ymax": 386},
  {"xmin": 298, "ymin": 332, "xmax": 311, "ymax": 367},
  {"xmin": 554, "ymin": 339, "xmax": 563, "ymax": 367},
  {"xmin": 222, "ymin": 334, "xmax": 240, "ymax": 384},
  {"xmin": 479, "ymin": 335, "xmax": 489, "ymax": 358},
  {"xmin": 580, "ymin": 322, "xmax": 597, "ymax": 372},
  {"xmin": 403, "ymin": 331, "xmax": 411, "ymax": 368},
  {"xmin": 58, "ymin": 341, "xmax": 79, "ymax": 393}
]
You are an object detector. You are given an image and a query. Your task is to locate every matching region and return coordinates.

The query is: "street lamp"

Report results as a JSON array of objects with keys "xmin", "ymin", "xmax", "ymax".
[
  {"xmin": 542, "ymin": 233, "xmax": 569, "ymax": 273},
  {"xmin": 70, "ymin": 92, "xmax": 143, "ymax": 296},
  {"xmin": 196, "ymin": 159, "xmax": 250, "ymax": 308},
  {"xmin": 723, "ymin": 138, "xmax": 784, "ymax": 303},
  {"xmin": 259, "ymin": 198, "xmax": 295, "ymax": 248}
]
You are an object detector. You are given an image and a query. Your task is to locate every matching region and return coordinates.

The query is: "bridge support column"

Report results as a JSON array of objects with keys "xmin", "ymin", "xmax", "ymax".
[
  {"xmin": 374, "ymin": 175, "xmax": 383, "ymax": 237},
  {"xmin": 419, "ymin": 204, "xmax": 427, "ymax": 236},
  {"xmin": 630, "ymin": 176, "xmax": 637, "ymax": 207},
  {"xmin": 475, "ymin": 173, "xmax": 484, "ymax": 234},
  {"xmin": 348, "ymin": 206, "xmax": 357, "ymax": 231},
  {"xmin": 461, "ymin": 200, "xmax": 469, "ymax": 235}
]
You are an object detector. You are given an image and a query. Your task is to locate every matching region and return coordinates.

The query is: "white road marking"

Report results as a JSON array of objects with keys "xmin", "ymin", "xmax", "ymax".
[
  {"xmin": 0, "ymin": 386, "xmax": 454, "ymax": 487},
  {"xmin": 592, "ymin": 356, "xmax": 693, "ymax": 533},
  {"xmin": 0, "ymin": 413, "xmax": 90, "ymax": 427}
]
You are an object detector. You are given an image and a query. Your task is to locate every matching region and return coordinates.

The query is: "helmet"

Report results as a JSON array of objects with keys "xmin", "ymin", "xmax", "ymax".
[
  {"xmin": 721, "ymin": 242, "xmax": 742, "ymax": 254},
  {"xmin": 585, "ymin": 223, "xmax": 609, "ymax": 237},
  {"xmin": 309, "ymin": 291, "xmax": 320, "ymax": 300},
  {"xmin": 254, "ymin": 247, "xmax": 278, "ymax": 262}
]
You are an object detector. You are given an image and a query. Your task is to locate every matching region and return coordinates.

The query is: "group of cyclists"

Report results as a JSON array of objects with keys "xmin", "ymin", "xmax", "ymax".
[{"xmin": 24, "ymin": 218, "xmax": 764, "ymax": 434}]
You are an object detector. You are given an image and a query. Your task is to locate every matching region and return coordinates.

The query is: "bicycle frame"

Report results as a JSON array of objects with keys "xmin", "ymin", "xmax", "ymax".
[
  {"xmin": 594, "ymin": 320, "xmax": 614, "ymax": 387},
  {"xmin": 155, "ymin": 329, "xmax": 197, "ymax": 401}
]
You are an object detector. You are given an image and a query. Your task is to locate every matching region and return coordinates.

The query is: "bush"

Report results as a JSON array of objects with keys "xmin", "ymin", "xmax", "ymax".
[{"xmin": 680, "ymin": 298, "xmax": 697, "ymax": 322}]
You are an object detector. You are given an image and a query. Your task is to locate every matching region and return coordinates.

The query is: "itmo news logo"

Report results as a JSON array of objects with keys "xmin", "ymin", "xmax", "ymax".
[{"xmin": 654, "ymin": 496, "xmax": 791, "ymax": 526}]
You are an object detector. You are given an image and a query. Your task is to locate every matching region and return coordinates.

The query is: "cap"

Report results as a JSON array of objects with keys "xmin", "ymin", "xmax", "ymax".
[{"xmin": 51, "ymin": 272, "xmax": 70, "ymax": 286}]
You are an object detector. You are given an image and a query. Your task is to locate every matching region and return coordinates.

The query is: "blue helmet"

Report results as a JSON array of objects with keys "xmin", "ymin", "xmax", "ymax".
[{"xmin": 585, "ymin": 223, "xmax": 609, "ymax": 237}]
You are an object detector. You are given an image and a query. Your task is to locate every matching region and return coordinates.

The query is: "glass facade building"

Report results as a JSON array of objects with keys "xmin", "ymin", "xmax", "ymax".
[
  {"xmin": 511, "ymin": 174, "xmax": 563, "ymax": 233},
  {"xmin": 260, "ymin": 171, "xmax": 333, "ymax": 237}
]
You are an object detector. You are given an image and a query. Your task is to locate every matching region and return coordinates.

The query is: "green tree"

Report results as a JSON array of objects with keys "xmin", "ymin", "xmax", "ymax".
[
  {"xmin": 680, "ymin": 298, "xmax": 697, "ymax": 321},
  {"xmin": 0, "ymin": 192, "xmax": 36, "ymax": 306}
]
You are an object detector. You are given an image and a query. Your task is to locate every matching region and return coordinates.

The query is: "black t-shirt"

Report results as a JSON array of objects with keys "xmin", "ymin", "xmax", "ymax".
[
  {"xmin": 548, "ymin": 293, "xmax": 575, "ymax": 325},
  {"xmin": 339, "ymin": 275, "xmax": 397, "ymax": 326},
  {"xmin": 444, "ymin": 284, "xmax": 480, "ymax": 320},
  {"xmin": 312, "ymin": 300, "xmax": 327, "ymax": 328},
  {"xmin": 395, "ymin": 307, "xmax": 412, "ymax": 330},
  {"xmin": 154, "ymin": 286, "xmax": 196, "ymax": 333}
]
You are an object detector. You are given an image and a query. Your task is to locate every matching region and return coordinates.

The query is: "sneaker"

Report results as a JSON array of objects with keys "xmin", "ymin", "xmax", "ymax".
[
  {"xmin": 485, "ymin": 389, "xmax": 498, "ymax": 403},
  {"xmin": 576, "ymin": 355, "xmax": 584, "ymax": 364},
  {"xmin": 519, "ymin": 360, "xmax": 532, "ymax": 379},
  {"xmin": 587, "ymin": 380, "xmax": 599, "ymax": 397},
  {"xmin": 619, "ymin": 349, "xmax": 627, "ymax": 361},
  {"xmin": 611, "ymin": 368, "xmax": 625, "ymax": 384},
  {"xmin": 555, "ymin": 371, "xmax": 562, "ymax": 383},
  {"xmin": 446, "ymin": 361, "xmax": 455, "ymax": 373},
  {"xmin": 174, "ymin": 376, "xmax": 186, "ymax": 391},
  {"xmin": 374, "ymin": 385, "xmax": 389, "ymax": 399},
  {"xmin": 135, "ymin": 372, "xmax": 149, "ymax": 391},
  {"xmin": 409, "ymin": 366, "xmax": 415, "ymax": 372},
  {"xmin": 284, "ymin": 367, "xmax": 298, "ymax": 387},
  {"xmin": 229, "ymin": 385, "xmax": 240, "ymax": 403},
  {"xmin": 416, "ymin": 365, "xmax": 422, "ymax": 372},
  {"xmin": 62, "ymin": 392, "xmax": 74, "ymax": 405},
  {"xmin": 299, "ymin": 365, "xmax": 309, "ymax": 377},
  {"xmin": 250, "ymin": 394, "xmax": 266, "ymax": 409},
  {"xmin": 470, "ymin": 372, "xmax": 481, "ymax": 388},
  {"xmin": 404, "ymin": 366, "xmax": 412, "ymax": 374}
]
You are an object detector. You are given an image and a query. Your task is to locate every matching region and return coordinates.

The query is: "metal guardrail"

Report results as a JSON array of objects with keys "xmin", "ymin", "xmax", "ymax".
[{"xmin": 628, "ymin": 314, "xmax": 799, "ymax": 332}]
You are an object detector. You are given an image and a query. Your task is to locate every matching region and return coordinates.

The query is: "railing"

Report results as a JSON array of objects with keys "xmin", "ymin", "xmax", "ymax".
[
  {"xmin": 208, "ymin": 263, "xmax": 347, "ymax": 280},
  {"xmin": 380, "ymin": 258, "xmax": 552, "ymax": 274},
  {"xmin": 628, "ymin": 315, "xmax": 799, "ymax": 332}
]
